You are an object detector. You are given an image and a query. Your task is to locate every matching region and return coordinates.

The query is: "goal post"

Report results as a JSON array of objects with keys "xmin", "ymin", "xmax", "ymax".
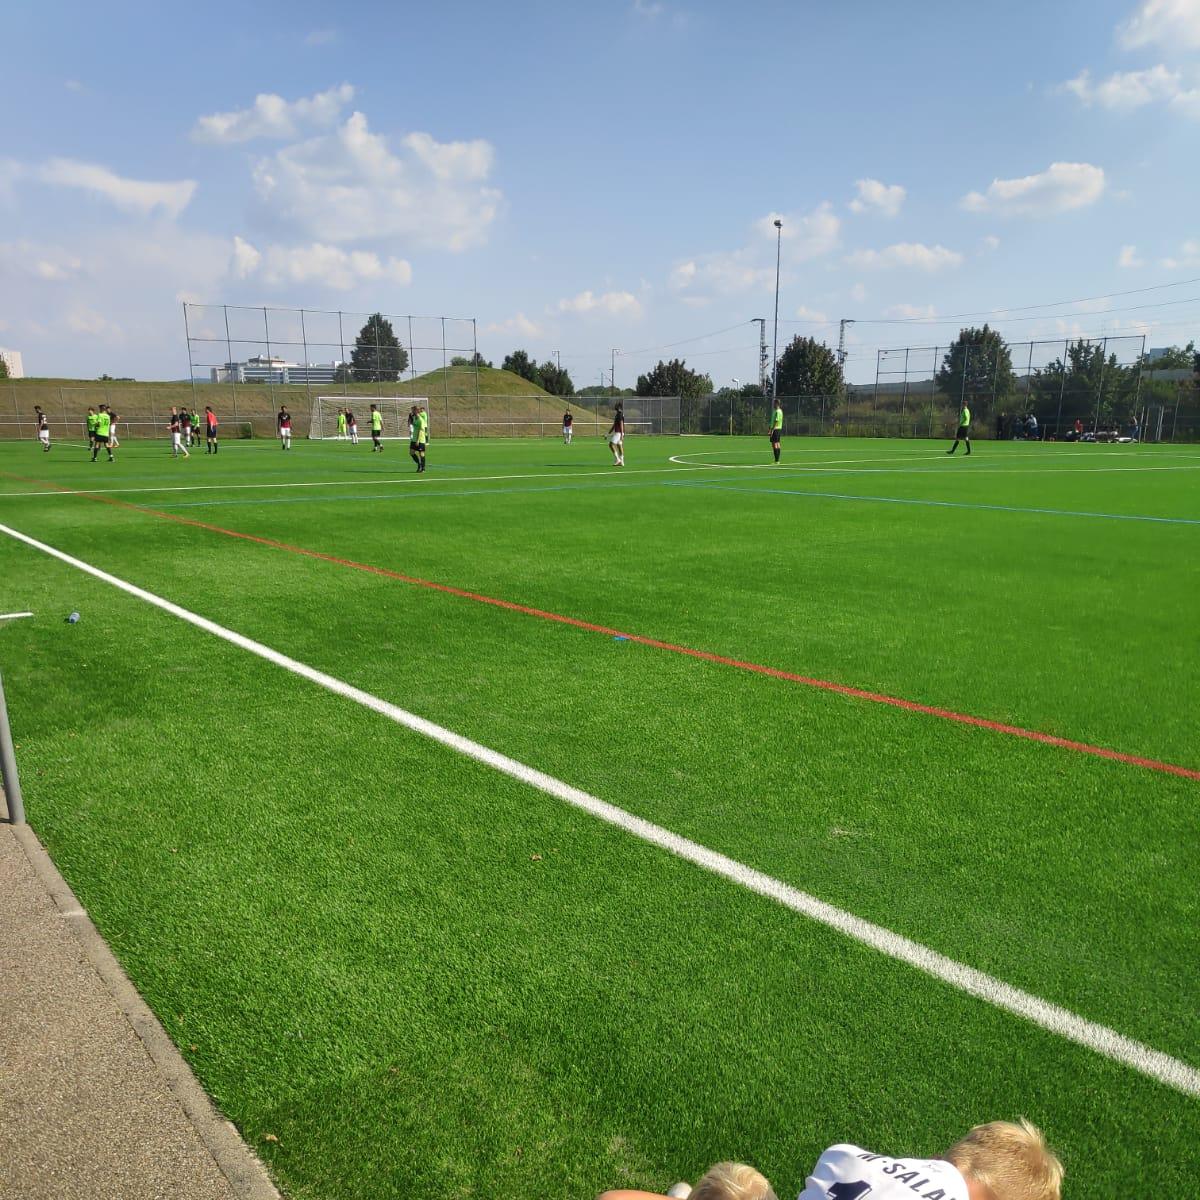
[{"xmin": 308, "ymin": 396, "xmax": 426, "ymax": 440}]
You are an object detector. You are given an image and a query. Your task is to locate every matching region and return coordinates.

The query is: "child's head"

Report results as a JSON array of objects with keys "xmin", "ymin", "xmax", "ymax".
[
  {"xmin": 944, "ymin": 1119, "xmax": 1063, "ymax": 1200},
  {"xmin": 689, "ymin": 1162, "xmax": 776, "ymax": 1200}
]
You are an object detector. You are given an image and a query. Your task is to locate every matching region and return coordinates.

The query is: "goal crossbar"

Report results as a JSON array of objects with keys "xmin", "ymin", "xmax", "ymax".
[{"xmin": 309, "ymin": 396, "xmax": 426, "ymax": 440}]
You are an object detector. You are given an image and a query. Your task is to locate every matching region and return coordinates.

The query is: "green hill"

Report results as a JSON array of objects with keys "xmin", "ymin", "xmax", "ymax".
[{"xmin": 3, "ymin": 367, "xmax": 596, "ymax": 439}]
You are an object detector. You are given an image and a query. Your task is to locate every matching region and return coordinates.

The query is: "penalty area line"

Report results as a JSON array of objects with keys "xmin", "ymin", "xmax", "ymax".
[{"xmin": 1, "ymin": 517, "xmax": 1197, "ymax": 1098}]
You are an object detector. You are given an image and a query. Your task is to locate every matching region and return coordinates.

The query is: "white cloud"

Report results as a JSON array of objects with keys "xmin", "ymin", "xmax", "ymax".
[
  {"xmin": 1118, "ymin": 0, "xmax": 1200, "ymax": 51},
  {"xmin": 961, "ymin": 162, "xmax": 1106, "ymax": 216},
  {"xmin": 251, "ymin": 112, "xmax": 501, "ymax": 251},
  {"xmin": 633, "ymin": 0, "xmax": 665, "ymax": 15},
  {"xmin": 1118, "ymin": 244, "xmax": 1145, "ymax": 267},
  {"xmin": 850, "ymin": 282, "xmax": 867, "ymax": 303},
  {"xmin": 304, "ymin": 29, "xmax": 337, "ymax": 46},
  {"xmin": 230, "ymin": 236, "xmax": 412, "ymax": 290},
  {"xmin": 483, "ymin": 312, "xmax": 545, "ymax": 338},
  {"xmin": 755, "ymin": 203, "xmax": 842, "ymax": 260},
  {"xmin": 193, "ymin": 83, "xmax": 355, "ymax": 144},
  {"xmin": 1159, "ymin": 237, "xmax": 1200, "ymax": 268},
  {"xmin": 885, "ymin": 303, "xmax": 938, "ymax": 320},
  {"xmin": 669, "ymin": 254, "xmax": 773, "ymax": 295},
  {"xmin": 401, "ymin": 131, "xmax": 493, "ymax": 181},
  {"xmin": 848, "ymin": 178, "xmax": 906, "ymax": 217},
  {"xmin": 64, "ymin": 79, "xmax": 85, "ymax": 93},
  {"xmin": 34, "ymin": 158, "xmax": 196, "ymax": 218},
  {"xmin": 1061, "ymin": 64, "xmax": 1182, "ymax": 109},
  {"xmin": 845, "ymin": 242, "xmax": 964, "ymax": 271},
  {"xmin": 794, "ymin": 304, "xmax": 828, "ymax": 322},
  {"xmin": 981, "ymin": 234, "xmax": 1001, "ymax": 251},
  {"xmin": 66, "ymin": 307, "xmax": 122, "ymax": 339},
  {"xmin": 556, "ymin": 290, "xmax": 642, "ymax": 317},
  {"xmin": 0, "ymin": 240, "xmax": 83, "ymax": 281}
]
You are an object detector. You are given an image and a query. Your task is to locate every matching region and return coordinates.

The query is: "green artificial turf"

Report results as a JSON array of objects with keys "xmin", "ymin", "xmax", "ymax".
[{"xmin": 1, "ymin": 433, "xmax": 1197, "ymax": 1198}]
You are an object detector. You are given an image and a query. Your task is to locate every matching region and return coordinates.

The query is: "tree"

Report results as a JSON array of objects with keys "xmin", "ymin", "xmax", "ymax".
[
  {"xmin": 0, "ymin": 356, "xmax": 10, "ymax": 380},
  {"xmin": 935, "ymin": 325, "xmax": 1014, "ymax": 416},
  {"xmin": 537, "ymin": 360, "xmax": 575, "ymax": 396},
  {"xmin": 501, "ymin": 349, "xmax": 540, "ymax": 383},
  {"xmin": 1140, "ymin": 341, "xmax": 1195, "ymax": 370},
  {"xmin": 451, "ymin": 352, "xmax": 492, "ymax": 367},
  {"xmin": 773, "ymin": 336, "xmax": 843, "ymax": 415},
  {"xmin": 350, "ymin": 314, "xmax": 408, "ymax": 382},
  {"xmin": 635, "ymin": 358, "xmax": 712, "ymax": 399}
]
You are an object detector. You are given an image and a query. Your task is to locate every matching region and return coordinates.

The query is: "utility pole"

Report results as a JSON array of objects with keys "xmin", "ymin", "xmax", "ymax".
[
  {"xmin": 610, "ymin": 348, "xmax": 619, "ymax": 395},
  {"xmin": 771, "ymin": 219, "xmax": 783, "ymax": 399},
  {"xmin": 554, "ymin": 350, "xmax": 561, "ymax": 373},
  {"xmin": 753, "ymin": 318, "xmax": 767, "ymax": 390},
  {"xmin": 838, "ymin": 319, "xmax": 855, "ymax": 369}
]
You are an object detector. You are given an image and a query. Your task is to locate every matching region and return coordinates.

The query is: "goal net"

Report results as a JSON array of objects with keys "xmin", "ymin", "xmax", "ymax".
[{"xmin": 308, "ymin": 396, "xmax": 426, "ymax": 440}]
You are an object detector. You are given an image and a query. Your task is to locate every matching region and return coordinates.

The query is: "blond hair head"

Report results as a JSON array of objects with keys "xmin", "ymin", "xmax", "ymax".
[
  {"xmin": 944, "ymin": 1119, "xmax": 1063, "ymax": 1200},
  {"xmin": 690, "ymin": 1162, "xmax": 777, "ymax": 1200}
]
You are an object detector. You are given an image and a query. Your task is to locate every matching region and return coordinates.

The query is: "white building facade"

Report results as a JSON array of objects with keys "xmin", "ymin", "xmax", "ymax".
[
  {"xmin": 211, "ymin": 356, "xmax": 343, "ymax": 385},
  {"xmin": 0, "ymin": 348, "xmax": 25, "ymax": 378}
]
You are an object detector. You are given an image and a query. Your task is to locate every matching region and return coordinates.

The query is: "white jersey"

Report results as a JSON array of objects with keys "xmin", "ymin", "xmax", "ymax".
[{"xmin": 798, "ymin": 1145, "xmax": 968, "ymax": 1200}]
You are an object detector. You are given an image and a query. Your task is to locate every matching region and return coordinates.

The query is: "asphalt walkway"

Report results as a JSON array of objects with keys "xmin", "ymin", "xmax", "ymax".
[{"xmin": 0, "ymin": 806, "xmax": 280, "ymax": 1200}]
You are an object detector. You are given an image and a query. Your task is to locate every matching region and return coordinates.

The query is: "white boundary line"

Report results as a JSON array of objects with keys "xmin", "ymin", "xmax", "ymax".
[
  {"xmin": 0, "ymin": 611, "xmax": 34, "ymax": 620},
  {"xmin": 0, "ymin": 462, "xmax": 723, "ymax": 500},
  {"xmin": 2, "ymin": 517, "xmax": 1198, "ymax": 1098}
]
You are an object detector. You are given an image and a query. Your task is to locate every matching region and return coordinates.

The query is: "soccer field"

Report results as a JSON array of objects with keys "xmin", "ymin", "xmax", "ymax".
[{"xmin": 1, "ymin": 432, "xmax": 1197, "ymax": 1198}]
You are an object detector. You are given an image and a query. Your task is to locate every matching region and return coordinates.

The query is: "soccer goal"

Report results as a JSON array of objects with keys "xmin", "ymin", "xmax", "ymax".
[
  {"xmin": 308, "ymin": 396, "xmax": 427, "ymax": 440},
  {"xmin": 447, "ymin": 420, "xmax": 654, "ymax": 438}
]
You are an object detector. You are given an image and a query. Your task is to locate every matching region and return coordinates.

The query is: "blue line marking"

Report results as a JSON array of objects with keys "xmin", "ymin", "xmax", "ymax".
[{"xmin": 664, "ymin": 481, "xmax": 1200, "ymax": 525}]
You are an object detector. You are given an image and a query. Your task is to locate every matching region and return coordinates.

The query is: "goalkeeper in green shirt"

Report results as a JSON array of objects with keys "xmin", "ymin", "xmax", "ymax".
[
  {"xmin": 769, "ymin": 402, "xmax": 784, "ymax": 463},
  {"xmin": 370, "ymin": 404, "xmax": 384, "ymax": 452},
  {"xmin": 414, "ymin": 405, "xmax": 429, "ymax": 473},
  {"xmin": 947, "ymin": 402, "xmax": 972, "ymax": 456}
]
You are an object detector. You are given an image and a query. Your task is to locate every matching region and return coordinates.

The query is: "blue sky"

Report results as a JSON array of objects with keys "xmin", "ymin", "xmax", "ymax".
[{"xmin": 3, "ymin": 0, "xmax": 1200, "ymax": 385}]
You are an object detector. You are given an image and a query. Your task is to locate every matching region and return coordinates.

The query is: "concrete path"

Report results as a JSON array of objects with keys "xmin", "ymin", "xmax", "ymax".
[{"xmin": 0, "ymin": 814, "xmax": 280, "ymax": 1200}]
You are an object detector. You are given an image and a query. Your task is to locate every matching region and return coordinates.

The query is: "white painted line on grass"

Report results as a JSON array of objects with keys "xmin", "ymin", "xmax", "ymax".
[
  {"xmin": 0, "ymin": 462, "xmax": 723, "ymax": 501},
  {"xmin": 3, "ymin": 517, "xmax": 1198, "ymax": 1099},
  {"xmin": 0, "ymin": 611, "xmax": 34, "ymax": 621}
]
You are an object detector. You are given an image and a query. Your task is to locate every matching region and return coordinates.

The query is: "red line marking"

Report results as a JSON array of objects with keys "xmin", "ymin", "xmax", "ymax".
[{"xmin": 7, "ymin": 470, "xmax": 1198, "ymax": 782}]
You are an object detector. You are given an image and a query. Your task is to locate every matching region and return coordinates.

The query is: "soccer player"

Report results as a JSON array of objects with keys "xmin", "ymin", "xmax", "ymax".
[
  {"xmin": 370, "ymin": 404, "xmax": 384, "ymax": 451},
  {"xmin": 278, "ymin": 405, "xmax": 292, "ymax": 450},
  {"xmin": 337, "ymin": 407, "xmax": 348, "ymax": 440},
  {"xmin": 407, "ymin": 405, "xmax": 418, "ymax": 464},
  {"xmin": 169, "ymin": 407, "xmax": 189, "ymax": 458},
  {"xmin": 108, "ymin": 409, "xmax": 120, "ymax": 453},
  {"xmin": 563, "ymin": 409, "xmax": 574, "ymax": 444},
  {"xmin": 346, "ymin": 408, "xmax": 359, "ymax": 444},
  {"xmin": 796, "ymin": 1120, "xmax": 1062, "ymax": 1200},
  {"xmin": 947, "ymin": 401, "xmax": 972, "ymax": 455},
  {"xmin": 415, "ymin": 404, "xmax": 429, "ymax": 472},
  {"xmin": 180, "ymin": 405, "xmax": 193, "ymax": 449},
  {"xmin": 91, "ymin": 405, "xmax": 114, "ymax": 462},
  {"xmin": 601, "ymin": 1162, "xmax": 775, "ymax": 1200},
  {"xmin": 205, "ymin": 405, "xmax": 219, "ymax": 453},
  {"xmin": 85, "ymin": 406, "xmax": 98, "ymax": 451},
  {"xmin": 34, "ymin": 406, "xmax": 51, "ymax": 452},
  {"xmin": 769, "ymin": 399, "xmax": 783, "ymax": 463},
  {"xmin": 608, "ymin": 403, "xmax": 625, "ymax": 467}
]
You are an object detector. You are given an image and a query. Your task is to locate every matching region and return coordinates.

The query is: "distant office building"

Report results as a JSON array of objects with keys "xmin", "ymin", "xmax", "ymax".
[
  {"xmin": 1146, "ymin": 347, "xmax": 1173, "ymax": 363},
  {"xmin": 0, "ymin": 348, "xmax": 25, "ymax": 378},
  {"xmin": 210, "ymin": 355, "xmax": 343, "ymax": 384}
]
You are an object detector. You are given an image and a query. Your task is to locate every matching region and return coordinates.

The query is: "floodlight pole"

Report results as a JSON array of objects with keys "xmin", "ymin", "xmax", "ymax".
[
  {"xmin": 771, "ymin": 219, "xmax": 783, "ymax": 400},
  {"xmin": 0, "ymin": 672, "xmax": 26, "ymax": 825},
  {"xmin": 611, "ymin": 348, "xmax": 619, "ymax": 395}
]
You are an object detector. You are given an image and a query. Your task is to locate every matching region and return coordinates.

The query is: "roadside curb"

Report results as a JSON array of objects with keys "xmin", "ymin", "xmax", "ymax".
[{"xmin": 10, "ymin": 820, "xmax": 281, "ymax": 1200}]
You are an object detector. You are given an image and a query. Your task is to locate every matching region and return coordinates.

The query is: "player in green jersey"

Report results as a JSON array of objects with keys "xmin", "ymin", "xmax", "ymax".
[
  {"xmin": 769, "ymin": 402, "xmax": 783, "ymax": 463},
  {"xmin": 91, "ymin": 406, "xmax": 114, "ymax": 462},
  {"xmin": 85, "ymin": 407, "xmax": 98, "ymax": 451},
  {"xmin": 947, "ymin": 402, "xmax": 972, "ymax": 456},
  {"xmin": 370, "ymin": 404, "xmax": 384, "ymax": 452},
  {"xmin": 414, "ymin": 405, "xmax": 429, "ymax": 472}
]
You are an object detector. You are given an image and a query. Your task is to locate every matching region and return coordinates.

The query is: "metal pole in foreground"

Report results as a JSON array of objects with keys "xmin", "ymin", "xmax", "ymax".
[
  {"xmin": 0, "ymin": 672, "xmax": 26, "ymax": 824},
  {"xmin": 771, "ymin": 219, "xmax": 783, "ymax": 401}
]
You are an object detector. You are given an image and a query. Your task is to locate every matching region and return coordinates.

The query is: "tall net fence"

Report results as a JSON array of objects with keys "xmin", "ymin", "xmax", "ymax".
[{"xmin": 668, "ymin": 334, "xmax": 1199, "ymax": 441}]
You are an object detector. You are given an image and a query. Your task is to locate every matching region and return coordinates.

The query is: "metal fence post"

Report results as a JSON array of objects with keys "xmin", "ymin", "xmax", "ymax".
[{"xmin": 0, "ymin": 672, "xmax": 26, "ymax": 825}]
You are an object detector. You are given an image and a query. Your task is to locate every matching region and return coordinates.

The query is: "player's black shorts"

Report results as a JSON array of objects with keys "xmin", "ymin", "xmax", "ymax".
[
  {"xmin": 409, "ymin": 440, "xmax": 418, "ymax": 450},
  {"xmin": 94, "ymin": 435, "xmax": 109, "ymax": 447},
  {"xmin": 955, "ymin": 425, "xmax": 969, "ymax": 439},
  {"xmin": 770, "ymin": 429, "xmax": 781, "ymax": 444}
]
